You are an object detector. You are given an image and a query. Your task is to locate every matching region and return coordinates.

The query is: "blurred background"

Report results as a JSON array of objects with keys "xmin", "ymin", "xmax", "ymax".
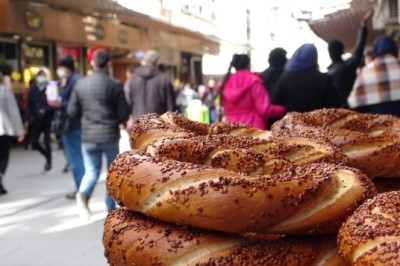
[
  {"xmin": 0, "ymin": 0, "xmax": 392, "ymax": 103},
  {"xmin": 0, "ymin": 0, "xmax": 398, "ymax": 265}
]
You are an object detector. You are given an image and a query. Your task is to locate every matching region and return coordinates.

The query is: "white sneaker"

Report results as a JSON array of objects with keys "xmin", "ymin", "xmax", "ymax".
[{"xmin": 76, "ymin": 192, "xmax": 91, "ymax": 220}]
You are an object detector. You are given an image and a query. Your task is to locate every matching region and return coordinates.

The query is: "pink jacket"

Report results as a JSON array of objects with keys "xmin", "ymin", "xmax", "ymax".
[{"xmin": 222, "ymin": 69, "xmax": 285, "ymax": 129}]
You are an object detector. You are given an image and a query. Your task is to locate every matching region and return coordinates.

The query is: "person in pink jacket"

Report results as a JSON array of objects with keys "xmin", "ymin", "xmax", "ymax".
[{"xmin": 219, "ymin": 54, "xmax": 286, "ymax": 129}]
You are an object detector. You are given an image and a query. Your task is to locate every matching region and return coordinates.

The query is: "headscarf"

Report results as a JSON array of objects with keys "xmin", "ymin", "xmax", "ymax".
[
  {"xmin": 284, "ymin": 43, "xmax": 318, "ymax": 72},
  {"xmin": 373, "ymin": 35, "xmax": 398, "ymax": 57}
]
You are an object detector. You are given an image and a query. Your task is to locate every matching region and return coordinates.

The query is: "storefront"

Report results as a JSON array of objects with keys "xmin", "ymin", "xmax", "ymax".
[{"xmin": 1, "ymin": 0, "xmax": 220, "ymax": 90}]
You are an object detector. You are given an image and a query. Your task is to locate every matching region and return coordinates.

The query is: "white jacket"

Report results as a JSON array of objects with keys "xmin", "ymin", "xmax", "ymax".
[{"xmin": 0, "ymin": 83, "xmax": 24, "ymax": 136}]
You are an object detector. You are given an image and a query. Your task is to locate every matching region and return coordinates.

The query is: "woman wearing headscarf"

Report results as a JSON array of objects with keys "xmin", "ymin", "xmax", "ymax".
[
  {"xmin": 220, "ymin": 53, "xmax": 285, "ymax": 129},
  {"xmin": 275, "ymin": 43, "xmax": 340, "ymax": 112},
  {"xmin": 260, "ymin": 47, "xmax": 287, "ymax": 101},
  {"xmin": 348, "ymin": 35, "xmax": 400, "ymax": 116},
  {"xmin": 0, "ymin": 69, "xmax": 24, "ymax": 194}
]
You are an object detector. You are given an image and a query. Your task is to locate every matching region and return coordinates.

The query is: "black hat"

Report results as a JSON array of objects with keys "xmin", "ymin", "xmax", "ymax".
[
  {"xmin": 93, "ymin": 49, "xmax": 110, "ymax": 68},
  {"xmin": 58, "ymin": 55, "xmax": 75, "ymax": 71}
]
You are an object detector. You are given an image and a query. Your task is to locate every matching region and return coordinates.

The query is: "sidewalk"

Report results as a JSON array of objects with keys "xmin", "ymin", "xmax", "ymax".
[{"xmin": 0, "ymin": 147, "xmax": 110, "ymax": 266}]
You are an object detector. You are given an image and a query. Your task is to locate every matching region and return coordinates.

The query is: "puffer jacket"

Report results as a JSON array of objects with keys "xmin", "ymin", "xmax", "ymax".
[
  {"xmin": 67, "ymin": 69, "xmax": 129, "ymax": 143},
  {"xmin": 222, "ymin": 69, "xmax": 285, "ymax": 130}
]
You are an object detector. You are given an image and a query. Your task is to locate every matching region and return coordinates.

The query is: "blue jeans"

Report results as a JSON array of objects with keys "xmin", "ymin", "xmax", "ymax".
[
  {"xmin": 80, "ymin": 141, "xmax": 119, "ymax": 211},
  {"xmin": 62, "ymin": 128, "xmax": 85, "ymax": 190}
]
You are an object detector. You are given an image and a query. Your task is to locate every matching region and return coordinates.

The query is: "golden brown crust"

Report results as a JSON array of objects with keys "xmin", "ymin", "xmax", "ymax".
[
  {"xmin": 160, "ymin": 111, "xmax": 210, "ymax": 136},
  {"xmin": 103, "ymin": 208, "xmax": 346, "ymax": 266},
  {"xmin": 107, "ymin": 151, "xmax": 376, "ymax": 235},
  {"xmin": 209, "ymin": 121, "xmax": 272, "ymax": 139},
  {"xmin": 272, "ymin": 109, "xmax": 400, "ymax": 177},
  {"xmin": 128, "ymin": 113, "xmax": 193, "ymax": 151},
  {"xmin": 338, "ymin": 191, "xmax": 400, "ymax": 265},
  {"xmin": 146, "ymin": 135, "xmax": 291, "ymax": 176},
  {"xmin": 147, "ymin": 135, "xmax": 349, "ymax": 172}
]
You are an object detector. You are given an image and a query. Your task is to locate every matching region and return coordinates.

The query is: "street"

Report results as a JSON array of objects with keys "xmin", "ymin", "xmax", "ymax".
[{"xmin": 0, "ymin": 146, "xmax": 110, "ymax": 266}]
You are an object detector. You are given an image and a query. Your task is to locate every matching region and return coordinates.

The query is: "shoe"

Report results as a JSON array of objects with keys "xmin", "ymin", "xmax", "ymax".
[
  {"xmin": 76, "ymin": 192, "xmax": 91, "ymax": 220},
  {"xmin": 44, "ymin": 162, "xmax": 52, "ymax": 172},
  {"xmin": 0, "ymin": 184, "xmax": 7, "ymax": 195},
  {"xmin": 62, "ymin": 164, "xmax": 69, "ymax": 173},
  {"xmin": 65, "ymin": 191, "xmax": 76, "ymax": 200}
]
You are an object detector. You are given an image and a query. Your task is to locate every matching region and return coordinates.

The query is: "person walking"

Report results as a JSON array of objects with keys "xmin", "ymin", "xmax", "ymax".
[
  {"xmin": 348, "ymin": 35, "xmax": 400, "ymax": 116},
  {"xmin": 123, "ymin": 50, "xmax": 176, "ymax": 125},
  {"xmin": 67, "ymin": 49, "xmax": 129, "ymax": 219},
  {"xmin": 201, "ymin": 79, "xmax": 219, "ymax": 123},
  {"xmin": 327, "ymin": 10, "xmax": 372, "ymax": 108},
  {"xmin": 219, "ymin": 53, "xmax": 286, "ymax": 130},
  {"xmin": 260, "ymin": 47, "xmax": 288, "ymax": 102},
  {"xmin": 48, "ymin": 55, "xmax": 85, "ymax": 199},
  {"xmin": 275, "ymin": 43, "xmax": 340, "ymax": 113},
  {"xmin": 25, "ymin": 70, "xmax": 54, "ymax": 172},
  {"xmin": 260, "ymin": 47, "xmax": 288, "ymax": 128},
  {"xmin": 0, "ymin": 69, "xmax": 25, "ymax": 194}
]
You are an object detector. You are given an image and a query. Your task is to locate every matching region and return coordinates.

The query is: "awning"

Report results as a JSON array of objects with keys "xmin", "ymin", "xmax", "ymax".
[{"xmin": 308, "ymin": 0, "xmax": 383, "ymax": 51}]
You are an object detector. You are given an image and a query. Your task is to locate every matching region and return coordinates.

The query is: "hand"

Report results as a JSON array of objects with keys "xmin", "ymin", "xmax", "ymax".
[
  {"xmin": 360, "ymin": 9, "xmax": 373, "ymax": 27},
  {"xmin": 47, "ymin": 99, "xmax": 61, "ymax": 108},
  {"xmin": 17, "ymin": 135, "xmax": 25, "ymax": 143},
  {"xmin": 39, "ymin": 109, "xmax": 45, "ymax": 114}
]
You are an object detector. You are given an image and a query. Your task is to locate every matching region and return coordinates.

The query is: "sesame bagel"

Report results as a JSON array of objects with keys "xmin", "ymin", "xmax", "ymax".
[{"xmin": 338, "ymin": 191, "xmax": 400, "ymax": 265}]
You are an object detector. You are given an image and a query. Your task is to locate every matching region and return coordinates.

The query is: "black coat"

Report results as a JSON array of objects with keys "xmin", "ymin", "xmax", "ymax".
[
  {"xmin": 67, "ymin": 69, "xmax": 129, "ymax": 143},
  {"xmin": 275, "ymin": 69, "xmax": 340, "ymax": 113},
  {"xmin": 25, "ymin": 83, "xmax": 54, "ymax": 126},
  {"xmin": 327, "ymin": 27, "xmax": 368, "ymax": 108}
]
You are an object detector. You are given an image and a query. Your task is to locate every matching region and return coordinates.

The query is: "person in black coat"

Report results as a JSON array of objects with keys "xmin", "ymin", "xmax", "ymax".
[
  {"xmin": 67, "ymin": 49, "xmax": 130, "ymax": 219},
  {"xmin": 260, "ymin": 47, "xmax": 287, "ymax": 128},
  {"xmin": 260, "ymin": 47, "xmax": 287, "ymax": 101},
  {"xmin": 25, "ymin": 70, "xmax": 54, "ymax": 172},
  {"xmin": 327, "ymin": 9, "xmax": 372, "ymax": 108},
  {"xmin": 275, "ymin": 43, "xmax": 340, "ymax": 113}
]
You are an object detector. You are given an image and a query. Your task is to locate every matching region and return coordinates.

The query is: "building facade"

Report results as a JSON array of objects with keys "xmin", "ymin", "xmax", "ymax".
[{"xmin": 0, "ymin": 0, "xmax": 219, "ymax": 95}]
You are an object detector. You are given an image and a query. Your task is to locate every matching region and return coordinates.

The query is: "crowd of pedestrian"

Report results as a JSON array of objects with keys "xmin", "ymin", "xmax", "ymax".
[{"xmin": 1, "ymin": 8, "xmax": 400, "ymax": 220}]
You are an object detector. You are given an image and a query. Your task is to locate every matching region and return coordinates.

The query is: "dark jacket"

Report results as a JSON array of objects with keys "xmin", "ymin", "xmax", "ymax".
[
  {"xmin": 25, "ymin": 83, "xmax": 54, "ymax": 126},
  {"xmin": 260, "ymin": 48, "xmax": 287, "ymax": 101},
  {"xmin": 327, "ymin": 27, "xmax": 368, "ymax": 108},
  {"xmin": 60, "ymin": 72, "xmax": 80, "ymax": 131},
  {"xmin": 67, "ymin": 69, "xmax": 129, "ymax": 143},
  {"xmin": 124, "ymin": 65, "xmax": 176, "ymax": 122},
  {"xmin": 275, "ymin": 69, "xmax": 340, "ymax": 113}
]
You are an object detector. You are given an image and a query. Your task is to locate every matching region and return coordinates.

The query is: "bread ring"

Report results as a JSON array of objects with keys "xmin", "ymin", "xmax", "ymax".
[
  {"xmin": 103, "ymin": 208, "xmax": 346, "ymax": 266},
  {"xmin": 161, "ymin": 111, "xmax": 272, "ymax": 139},
  {"xmin": 129, "ymin": 113, "xmax": 193, "ymax": 151},
  {"xmin": 107, "ymin": 151, "xmax": 376, "ymax": 235},
  {"xmin": 272, "ymin": 109, "xmax": 400, "ymax": 177},
  {"xmin": 338, "ymin": 191, "xmax": 400, "ymax": 265},
  {"xmin": 146, "ymin": 135, "xmax": 350, "ymax": 176}
]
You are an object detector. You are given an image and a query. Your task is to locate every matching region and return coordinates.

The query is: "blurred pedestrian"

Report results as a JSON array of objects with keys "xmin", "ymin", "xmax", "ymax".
[
  {"xmin": 48, "ymin": 55, "xmax": 85, "ymax": 199},
  {"xmin": 176, "ymin": 83, "xmax": 198, "ymax": 115},
  {"xmin": 275, "ymin": 44, "xmax": 340, "ymax": 113},
  {"xmin": 260, "ymin": 47, "xmax": 287, "ymax": 101},
  {"xmin": 25, "ymin": 70, "xmax": 54, "ymax": 172},
  {"xmin": 123, "ymin": 50, "xmax": 176, "ymax": 126},
  {"xmin": 0, "ymin": 69, "xmax": 24, "ymax": 194},
  {"xmin": 327, "ymin": 9, "xmax": 372, "ymax": 108},
  {"xmin": 260, "ymin": 47, "xmax": 288, "ymax": 128},
  {"xmin": 201, "ymin": 79, "xmax": 218, "ymax": 123},
  {"xmin": 67, "ymin": 49, "xmax": 129, "ymax": 219},
  {"xmin": 220, "ymin": 53, "xmax": 285, "ymax": 129},
  {"xmin": 348, "ymin": 35, "xmax": 400, "ymax": 116}
]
